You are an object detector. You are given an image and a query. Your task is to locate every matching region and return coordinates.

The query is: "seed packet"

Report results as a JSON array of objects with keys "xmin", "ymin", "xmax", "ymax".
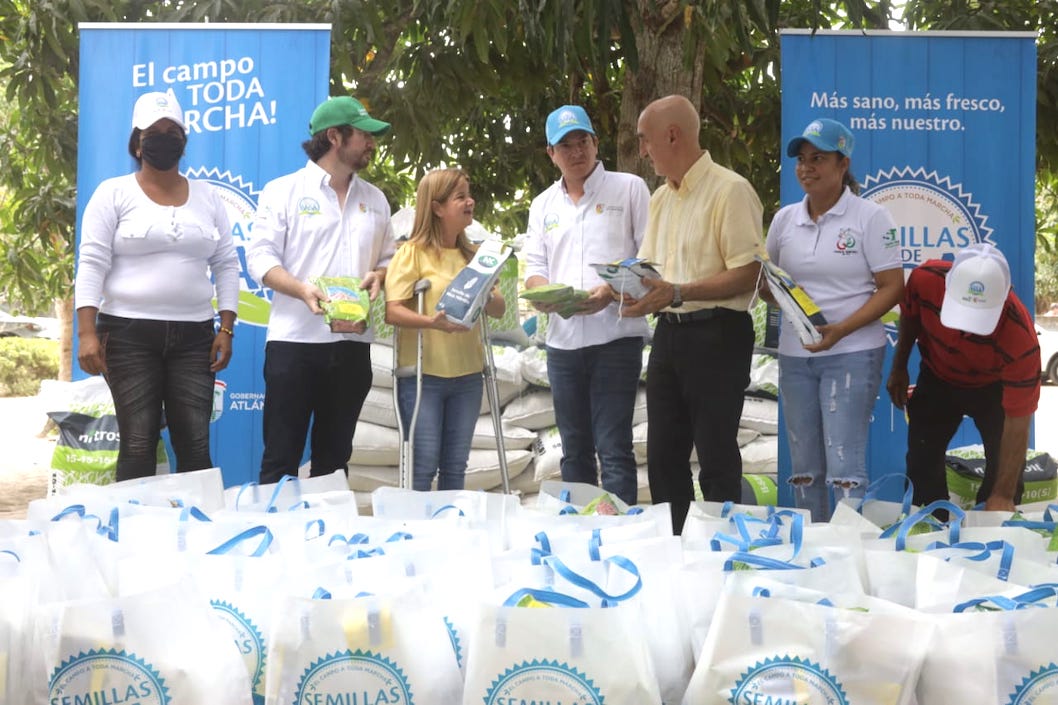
[
  {"xmin": 520, "ymin": 284, "xmax": 591, "ymax": 318},
  {"xmin": 591, "ymin": 258, "xmax": 661, "ymax": 299},
  {"xmin": 312, "ymin": 276, "xmax": 371, "ymax": 334}
]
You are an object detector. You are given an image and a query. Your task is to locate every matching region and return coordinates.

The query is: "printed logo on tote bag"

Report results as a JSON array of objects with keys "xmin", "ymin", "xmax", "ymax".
[
  {"xmin": 50, "ymin": 649, "xmax": 170, "ymax": 704},
  {"xmin": 484, "ymin": 659, "xmax": 604, "ymax": 705},
  {"xmin": 730, "ymin": 656, "xmax": 848, "ymax": 705},
  {"xmin": 294, "ymin": 650, "xmax": 413, "ymax": 704}
]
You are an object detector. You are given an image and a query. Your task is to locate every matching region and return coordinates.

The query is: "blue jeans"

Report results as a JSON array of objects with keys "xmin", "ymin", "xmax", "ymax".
[
  {"xmin": 260, "ymin": 341, "xmax": 372, "ymax": 484},
  {"xmin": 546, "ymin": 336, "xmax": 643, "ymax": 506},
  {"xmin": 96, "ymin": 314, "xmax": 216, "ymax": 481},
  {"xmin": 778, "ymin": 346, "xmax": 885, "ymax": 521},
  {"xmin": 397, "ymin": 373, "xmax": 483, "ymax": 491}
]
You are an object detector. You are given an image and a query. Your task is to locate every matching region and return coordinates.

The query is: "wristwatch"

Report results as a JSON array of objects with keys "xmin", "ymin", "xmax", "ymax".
[{"xmin": 671, "ymin": 284, "xmax": 684, "ymax": 309}]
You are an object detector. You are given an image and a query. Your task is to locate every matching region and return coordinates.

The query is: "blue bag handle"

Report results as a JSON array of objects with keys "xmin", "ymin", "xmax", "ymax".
[
  {"xmin": 925, "ymin": 539, "xmax": 1015, "ymax": 581},
  {"xmin": 892, "ymin": 500, "xmax": 965, "ymax": 551},
  {"xmin": 430, "ymin": 504, "xmax": 466, "ymax": 518},
  {"xmin": 328, "ymin": 532, "xmax": 370, "ymax": 547},
  {"xmin": 502, "ymin": 587, "xmax": 590, "ymax": 608},
  {"xmin": 179, "ymin": 506, "xmax": 213, "ymax": 523},
  {"xmin": 207, "ymin": 526, "xmax": 273, "ymax": 557},
  {"xmin": 954, "ymin": 585, "xmax": 1058, "ymax": 612},
  {"xmin": 723, "ymin": 551, "xmax": 806, "ymax": 572},
  {"xmin": 543, "ymin": 554, "xmax": 642, "ymax": 603},
  {"xmin": 858, "ymin": 473, "xmax": 914, "ymax": 519}
]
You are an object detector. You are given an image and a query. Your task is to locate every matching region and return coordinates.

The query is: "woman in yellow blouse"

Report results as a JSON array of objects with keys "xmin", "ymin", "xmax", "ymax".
[{"xmin": 385, "ymin": 168, "xmax": 506, "ymax": 490}]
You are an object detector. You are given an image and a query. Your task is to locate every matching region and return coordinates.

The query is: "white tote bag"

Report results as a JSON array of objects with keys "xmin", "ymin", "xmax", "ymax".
[
  {"xmin": 918, "ymin": 589, "xmax": 1058, "ymax": 704},
  {"xmin": 462, "ymin": 590, "xmax": 662, "ymax": 705},
  {"xmin": 265, "ymin": 585, "xmax": 462, "ymax": 705},
  {"xmin": 684, "ymin": 590, "xmax": 932, "ymax": 705}
]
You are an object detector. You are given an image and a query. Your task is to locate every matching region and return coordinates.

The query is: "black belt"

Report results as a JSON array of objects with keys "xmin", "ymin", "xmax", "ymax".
[{"xmin": 655, "ymin": 308, "xmax": 722, "ymax": 324}]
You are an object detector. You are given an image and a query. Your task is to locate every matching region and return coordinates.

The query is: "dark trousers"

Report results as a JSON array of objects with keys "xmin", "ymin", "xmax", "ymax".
[
  {"xmin": 546, "ymin": 336, "xmax": 644, "ymax": 506},
  {"xmin": 260, "ymin": 340, "xmax": 372, "ymax": 484},
  {"xmin": 906, "ymin": 364, "xmax": 1022, "ymax": 507},
  {"xmin": 97, "ymin": 314, "xmax": 215, "ymax": 481},
  {"xmin": 646, "ymin": 309, "xmax": 754, "ymax": 533}
]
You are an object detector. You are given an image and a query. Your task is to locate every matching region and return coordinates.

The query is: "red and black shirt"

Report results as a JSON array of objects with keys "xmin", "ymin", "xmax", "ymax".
[{"xmin": 903, "ymin": 260, "xmax": 1041, "ymax": 417}]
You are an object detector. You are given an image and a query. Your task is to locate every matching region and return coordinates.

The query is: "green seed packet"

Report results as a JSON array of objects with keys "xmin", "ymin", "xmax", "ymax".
[
  {"xmin": 313, "ymin": 276, "xmax": 371, "ymax": 333},
  {"xmin": 519, "ymin": 283, "xmax": 574, "ymax": 303}
]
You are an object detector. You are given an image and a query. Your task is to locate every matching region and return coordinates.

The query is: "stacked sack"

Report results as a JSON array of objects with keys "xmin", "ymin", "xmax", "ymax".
[{"xmin": 8, "ymin": 473, "xmax": 1058, "ymax": 704}]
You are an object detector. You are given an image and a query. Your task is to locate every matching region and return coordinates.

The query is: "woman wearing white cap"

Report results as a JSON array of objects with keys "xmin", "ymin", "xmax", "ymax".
[
  {"xmin": 74, "ymin": 90, "xmax": 239, "ymax": 481},
  {"xmin": 762, "ymin": 117, "xmax": 904, "ymax": 520}
]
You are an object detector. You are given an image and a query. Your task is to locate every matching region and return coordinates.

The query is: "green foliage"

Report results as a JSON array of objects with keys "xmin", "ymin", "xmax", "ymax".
[
  {"xmin": 0, "ymin": 337, "xmax": 59, "ymax": 397},
  {"xmin": 0, "ymin": 0, "xmax": 1055, "ymax": 312}
]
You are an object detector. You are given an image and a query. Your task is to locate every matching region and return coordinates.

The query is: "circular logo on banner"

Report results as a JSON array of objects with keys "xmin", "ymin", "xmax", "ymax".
[
  {"xmin": 50, "ymin": 649, "xmax": 170, "ymax": 705},
  {"xmin": 1007, "ymin": 663, "xmax": 1058, "ymax": 704},
  {"xmin": 184, "ymin": 166, "xmax": 272, "ymax": 327},
  {"xmin": 861, "ymin": 166, "xmax": 994, "ymax": 270},
  {"xmin": 210, "ymin": 600, "xmax": 266, "ymax": 694},
  {"xmin": 484, "ymin": 659, "xmax": 604, "ymax": 705},
  {"xmin": 730, "ymin": 656, "xmax": 849, "ymax": 705},
  {"xmin": 294, "ymin": 650, "xmax": 413, "ymax": 704}
]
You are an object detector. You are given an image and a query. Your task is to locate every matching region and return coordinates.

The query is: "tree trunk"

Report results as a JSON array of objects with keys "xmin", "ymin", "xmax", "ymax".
[
  {"xmin": 57, "ymin": 296, "xmax": 73, "ymax": 382},
  {"xmin": 617, "ymin": 0, "xmax": 705, "ymax": 184}
]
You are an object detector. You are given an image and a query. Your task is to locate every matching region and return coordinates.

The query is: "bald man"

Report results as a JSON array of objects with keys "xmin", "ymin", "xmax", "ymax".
[{"xmin": 621, "ymin": 95, "xmax": 765, "ymax": 533}]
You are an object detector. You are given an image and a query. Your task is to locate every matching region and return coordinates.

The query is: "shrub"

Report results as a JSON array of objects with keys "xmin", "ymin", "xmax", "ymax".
[{"xmin": 0, "ymin": 337, "xmax": 59, "ymax": 397}]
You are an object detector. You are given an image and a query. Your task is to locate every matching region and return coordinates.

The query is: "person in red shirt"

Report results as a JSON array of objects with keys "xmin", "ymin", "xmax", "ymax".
[{"xmin": 887, "ymin": 243, "xmax": 1041, "ymax": 511}]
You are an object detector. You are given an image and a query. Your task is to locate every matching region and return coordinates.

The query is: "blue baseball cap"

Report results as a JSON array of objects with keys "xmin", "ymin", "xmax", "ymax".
[
  {"xmin": 545, "ymin": 105, "xmax": 595, "ymax": 146},
  {"xmin": 786, "ymin": 118, "xmax": 855, "ymax": 158}
]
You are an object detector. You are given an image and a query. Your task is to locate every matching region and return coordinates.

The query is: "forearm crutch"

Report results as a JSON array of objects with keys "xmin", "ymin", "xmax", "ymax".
[
  {"xmin": 392, "ymin": 279, "xmax": 431, "ymax": 490},
  {"xmin": 480, "ymin": 313, "xmax": 511, "ymax": 494}
]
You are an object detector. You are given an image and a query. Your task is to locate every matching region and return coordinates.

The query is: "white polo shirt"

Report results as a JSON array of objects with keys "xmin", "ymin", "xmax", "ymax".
[
  {"xmin": 524, "ymin": 163, "xmax": 651, "ymax": 350},
  {"xmin": 248, "ymin": 160, "xmax": 396, "ymax": 344},
  {"xmin": 765, "ymin": 187, "xmax": 901, "ymax": 357},
  {"xmin": 76, "ymin": 174, "xmax": 239, "ymax": 321}
]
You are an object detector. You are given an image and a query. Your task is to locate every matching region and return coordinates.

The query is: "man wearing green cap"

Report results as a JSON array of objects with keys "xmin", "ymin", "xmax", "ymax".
[{"xmin": 248, "ymin": 95, "xmax": 396, "ymax": 483}]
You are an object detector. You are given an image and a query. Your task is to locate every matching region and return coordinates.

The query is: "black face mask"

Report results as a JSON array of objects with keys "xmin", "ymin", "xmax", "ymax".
[{"xmin": 140, "ymin": 132, "xmax": 185, "ymax": 170}]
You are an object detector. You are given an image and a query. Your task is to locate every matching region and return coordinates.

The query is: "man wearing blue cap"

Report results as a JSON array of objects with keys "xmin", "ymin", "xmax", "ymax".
[
  {"xmin": 248, "ymin": 95, "xmax": 396, "ymax": 483},
  {"xmin": 522, "ymin": 105, "xmax": 651, "ymax": 506}
]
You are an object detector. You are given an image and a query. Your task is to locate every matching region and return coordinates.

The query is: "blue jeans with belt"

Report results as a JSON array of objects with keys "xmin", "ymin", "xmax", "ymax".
[
  {"xmin": 397, "ymin": 372, "xmax": 483, "ymax": 491},
  {"xmin": 96, "ymin": 313, "xmax": 216, "ymax": 481},
  {"xmin": 778, "ymin": 346, "xmax": 885, "ymax": 521},
  {"xmin": 546, "ymin": 336, "xmax": 644, "ymax": 506}
]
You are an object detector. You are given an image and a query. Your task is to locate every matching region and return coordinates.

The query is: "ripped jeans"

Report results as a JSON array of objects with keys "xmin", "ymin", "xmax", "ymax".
[{"xmin": 778, "ymin": 346, "xmax": 885, "ymax": 521}]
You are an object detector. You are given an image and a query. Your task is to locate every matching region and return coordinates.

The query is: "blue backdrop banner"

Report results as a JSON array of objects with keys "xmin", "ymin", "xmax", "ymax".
[
  {"xmin": 778, "ymin": 30, "xmax": 1037, "ymax": 505},
  {"xmin": 77, "ymin": 23, "xmax": 332, "ymax": 486}
]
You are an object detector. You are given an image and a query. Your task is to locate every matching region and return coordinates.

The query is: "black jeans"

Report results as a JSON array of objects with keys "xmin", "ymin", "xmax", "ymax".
[
  {"xmin": 97, "ymin": 314, "xmax": 215, "ymax": 481},
  {"xmin": 906, "ymin": 364, "xmax": 1022, "ymax": 507},
  {"xmin": 646, "ymin": 309, "xmax": 754, "ymax": 533},
  {"xmin": 260, "ymin": 340, "xmax": 372, "ymax": 484}
]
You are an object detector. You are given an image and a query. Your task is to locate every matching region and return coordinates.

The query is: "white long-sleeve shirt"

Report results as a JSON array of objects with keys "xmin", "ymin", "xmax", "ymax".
[
  {"xmin": 247, "ymin": 160, "xmax": 396, "ymax": 344},
  {"xmin": 523, "ymin": 163, "xmax": 651, "ymax": 350},
  {"xmin": 75, "ymin": 173, "xmax": 239, "ymax": 320}
]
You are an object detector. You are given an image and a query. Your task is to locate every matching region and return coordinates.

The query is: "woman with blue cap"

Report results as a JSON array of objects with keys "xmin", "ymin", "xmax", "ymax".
[{"xmin": 763, "ymin": 117, "xmax": 904, "ymax": 520}]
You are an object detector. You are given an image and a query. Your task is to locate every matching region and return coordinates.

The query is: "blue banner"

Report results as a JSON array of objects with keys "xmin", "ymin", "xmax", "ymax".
[
  {"xmin": 77, "ymin": 23, "xmax": 332, "ymax": 486},
  {"xmin": 778, "ymin": 30, "xmax": 1037, "ymax": 504}
]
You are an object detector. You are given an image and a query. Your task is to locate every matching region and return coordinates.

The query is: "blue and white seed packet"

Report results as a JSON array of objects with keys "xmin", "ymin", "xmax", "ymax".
[{"xmin": 437, "ymin": 238, "xmax": 513, "ymax": 327}]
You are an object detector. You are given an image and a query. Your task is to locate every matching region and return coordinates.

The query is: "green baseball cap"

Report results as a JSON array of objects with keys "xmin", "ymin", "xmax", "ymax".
[{"xmin": 308, "ymin": 96, "xmax": 391, "ymax": 136}]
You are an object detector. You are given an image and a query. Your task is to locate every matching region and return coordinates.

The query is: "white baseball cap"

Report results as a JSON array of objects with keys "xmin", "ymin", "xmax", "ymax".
[
  {"xmin": 940, "ymin": 243, "xmax": 1011, "ymax": 336},
  {"xmin": 131, "ymin": 89, "xmax": 186, "ymax": 133}
]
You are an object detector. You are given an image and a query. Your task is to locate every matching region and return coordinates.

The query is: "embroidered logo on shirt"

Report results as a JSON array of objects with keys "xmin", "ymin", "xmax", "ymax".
[
  {"xmin": 882, "ymin": 227, "xmax": 899, "ymax": 249},
  {"xmin": 297, "ymin": 197, "xmax": 321, "ymax": 215},
  {"xmin": 595, "ymin": 203, "xmax": 605, "ymax": 214},
  {"xmin": 359, "ymin": 202, "xmax": 367, "ymax": 213},
  {"xmin": 834, "ymin": 228, "xmax": 858, "ymax": 255},
  {"xmin": 544, "ymin": 213, "xmax": 560, "ymax": 232},
  {"xmin": 595, "ymin": 203, "xmax": 625, "ymax": 215}
]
